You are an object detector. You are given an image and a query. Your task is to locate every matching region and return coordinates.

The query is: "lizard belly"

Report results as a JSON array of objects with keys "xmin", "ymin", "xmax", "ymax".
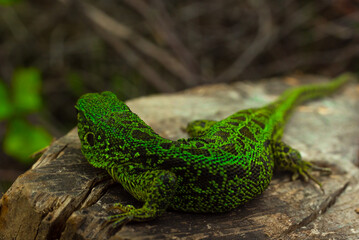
[{"xmin": 169, "ymin": 154, "xmax": 274, "ymax": 213}]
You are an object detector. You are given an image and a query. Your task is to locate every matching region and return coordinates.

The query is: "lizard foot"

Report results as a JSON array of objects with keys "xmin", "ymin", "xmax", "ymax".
[
  {"xmin": 291, "ymin": 160, "xmax": 332, "ymax": 192},
  {"xmin": 272, "ymin": 140, "xmax": 332, "ymax": 192},
  {"xmin": 108, "ymin": 203, "xmax": 158, "ymax": 226},
  {"xmin": 107, "ymin": 213, "xmax": 133, "ymax": 226},
  {"xmin": 111, "ymin": 203, "xmax": 135, "ymax": 212}
]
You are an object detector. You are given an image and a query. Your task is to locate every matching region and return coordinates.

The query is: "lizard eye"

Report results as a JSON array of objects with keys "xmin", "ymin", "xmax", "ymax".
[{"xmin": 85, "ymin": 132, "xmax": 95, "ymax": 146}]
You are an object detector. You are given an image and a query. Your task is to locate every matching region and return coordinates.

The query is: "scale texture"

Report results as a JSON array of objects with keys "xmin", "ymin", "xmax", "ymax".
[{"xmin": 75, "ymin": 74, "xmax": 350, "ymax": 225}]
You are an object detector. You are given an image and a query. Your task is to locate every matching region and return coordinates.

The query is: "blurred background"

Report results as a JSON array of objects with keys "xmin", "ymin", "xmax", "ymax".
[{"xmin": 1, "ymin": 0, "xmax": 359, "ymax": 195}]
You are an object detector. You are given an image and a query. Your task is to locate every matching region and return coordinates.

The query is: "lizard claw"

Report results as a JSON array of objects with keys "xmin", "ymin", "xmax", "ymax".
[
  {"xmin": 291, "ymin": 171, "xmax": 299, "ymax": 181},
  {"xmin": 107, "ymin": 213, "xmax": 133, "ymax": 226},
  {"xmin": 107, "ymin": 203, "xmax": 159, "ymax": 226},
  {"xmin": 106, "ymin": 203, "xmax": 136, "ymax": 226},
  {"xmin": 293, "ymin": 160, "xmax": 332, "ymax": 193},
  {"xmin": 310, "ymin": 164, "xmax": 332, "ymax": 175}
]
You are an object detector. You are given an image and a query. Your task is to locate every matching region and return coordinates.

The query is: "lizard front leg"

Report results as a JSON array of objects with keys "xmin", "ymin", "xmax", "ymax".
[
  {"xmin": 272, "ymin": 140, "xmax": 331, "ymax": 190},
  {"xmin": 107, "ymin": 163, "xmax": 177, "ymax": 225}
]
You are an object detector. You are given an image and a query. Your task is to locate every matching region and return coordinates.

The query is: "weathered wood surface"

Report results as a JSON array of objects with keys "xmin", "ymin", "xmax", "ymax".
[{"xmin": 1, "ymin": 75, "xmax": 358, "ymax": 240}]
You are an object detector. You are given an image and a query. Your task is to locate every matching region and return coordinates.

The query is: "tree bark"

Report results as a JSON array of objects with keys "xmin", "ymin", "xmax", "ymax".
[{"xmin": 1, "ymin": 75, "xmax": 358, "ymax": 240}]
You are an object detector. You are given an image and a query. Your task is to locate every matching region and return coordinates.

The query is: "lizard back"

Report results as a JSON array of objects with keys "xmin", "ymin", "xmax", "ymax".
[{"xmin": 76, "ymin": 74, "xmax": 352, "ymax": 217}]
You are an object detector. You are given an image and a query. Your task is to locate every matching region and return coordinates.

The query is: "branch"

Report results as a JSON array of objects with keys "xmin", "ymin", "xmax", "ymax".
[
  {"xmin": 59, "ymin": 0, "xmax": 198, "ymax": 88},
  {"xmin": 101, "ymin": 31, "xmax": 176, "ymax": 92},
  {"xmin": 124, "ymin": 0, "xmax": 202, "ymax": 82},
  {"xmin": 259, "ymin": 44, "xmax": 359, "ymax": 76},
  {"xmin": 215, "ymin": 0, "xmax": 276, "ymax": 83}
]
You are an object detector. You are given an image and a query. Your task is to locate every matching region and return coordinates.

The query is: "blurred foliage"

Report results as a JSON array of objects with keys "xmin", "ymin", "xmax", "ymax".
[
  {"xmin": 4, "ymin": 119, "xmax": 51, "ymax": 161},
  {"xmin": 66, "ymin": 71, "xmax": 85, "ymax": 96},
  {"xmin": 13, "ymin": 68, "xmax": 42, "ymax": 112},
  {"xmin": 1, "ymin": 68, "xmax": 52, "ymax": 163},
  {"xmin": 0, "ymin": 81, "xmax": 12, "ymax": 119},
  {"xmin": 0, "ymin": 0, "xmax": 20, "ymax": 6}
]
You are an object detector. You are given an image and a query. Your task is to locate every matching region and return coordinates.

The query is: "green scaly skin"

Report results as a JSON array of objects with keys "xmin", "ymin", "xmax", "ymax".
[{"xmin": 75, "ymin": 74, "xmax": 351, "ymax": 225}]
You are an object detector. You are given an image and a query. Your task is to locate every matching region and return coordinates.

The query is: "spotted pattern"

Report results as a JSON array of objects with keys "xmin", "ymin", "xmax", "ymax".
[{"xmin": 75, "ymin": 74, "xmax": 350, "ymax": 225}]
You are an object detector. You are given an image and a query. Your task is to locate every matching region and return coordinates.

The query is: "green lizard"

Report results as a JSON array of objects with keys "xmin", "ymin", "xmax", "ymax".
[{"xmin": 75, "ymin": 74, "xmax": 351, "ymax": 226}]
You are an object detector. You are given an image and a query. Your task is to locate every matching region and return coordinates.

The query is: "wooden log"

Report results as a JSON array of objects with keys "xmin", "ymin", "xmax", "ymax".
[{"xmin": 1, "ymin": 75, "xmax": 358, "ymax": 240}]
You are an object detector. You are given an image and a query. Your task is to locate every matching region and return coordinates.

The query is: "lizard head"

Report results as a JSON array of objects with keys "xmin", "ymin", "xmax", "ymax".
[{"xmin": 75, "ymin": 91, "xmax": 131, "ymax": 168}]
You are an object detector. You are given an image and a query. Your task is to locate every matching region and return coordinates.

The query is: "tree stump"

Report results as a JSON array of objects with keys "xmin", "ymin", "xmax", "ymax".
[{"xmin": 1, "ymin": 75, "xmax": 359, "ymax": 240}]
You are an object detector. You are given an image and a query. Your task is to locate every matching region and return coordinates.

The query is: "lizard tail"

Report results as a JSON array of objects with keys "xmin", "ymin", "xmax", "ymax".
[{"xmin": 267, "ymin": 73, "xmax": 353, "ymax": 140}]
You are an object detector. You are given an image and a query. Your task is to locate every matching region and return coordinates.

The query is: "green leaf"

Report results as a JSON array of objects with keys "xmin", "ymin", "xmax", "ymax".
[
  {"xmin": 66, "ymin": 71, "xmax": 85, "ymax": 95},
  {"xmin": 0, "ymin": 80, "xmax": 12, "ymax": 120},
  {"xmin": 0, "ymin": 0, "xmax": 21, "ymax": 5},
  {"xmin": 3, "ymin": 119, "xmax": 52, "ymax": 163},
  {"xmin": 12, "ymin": 68, "xmax": 42, "ymax": 113}
]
